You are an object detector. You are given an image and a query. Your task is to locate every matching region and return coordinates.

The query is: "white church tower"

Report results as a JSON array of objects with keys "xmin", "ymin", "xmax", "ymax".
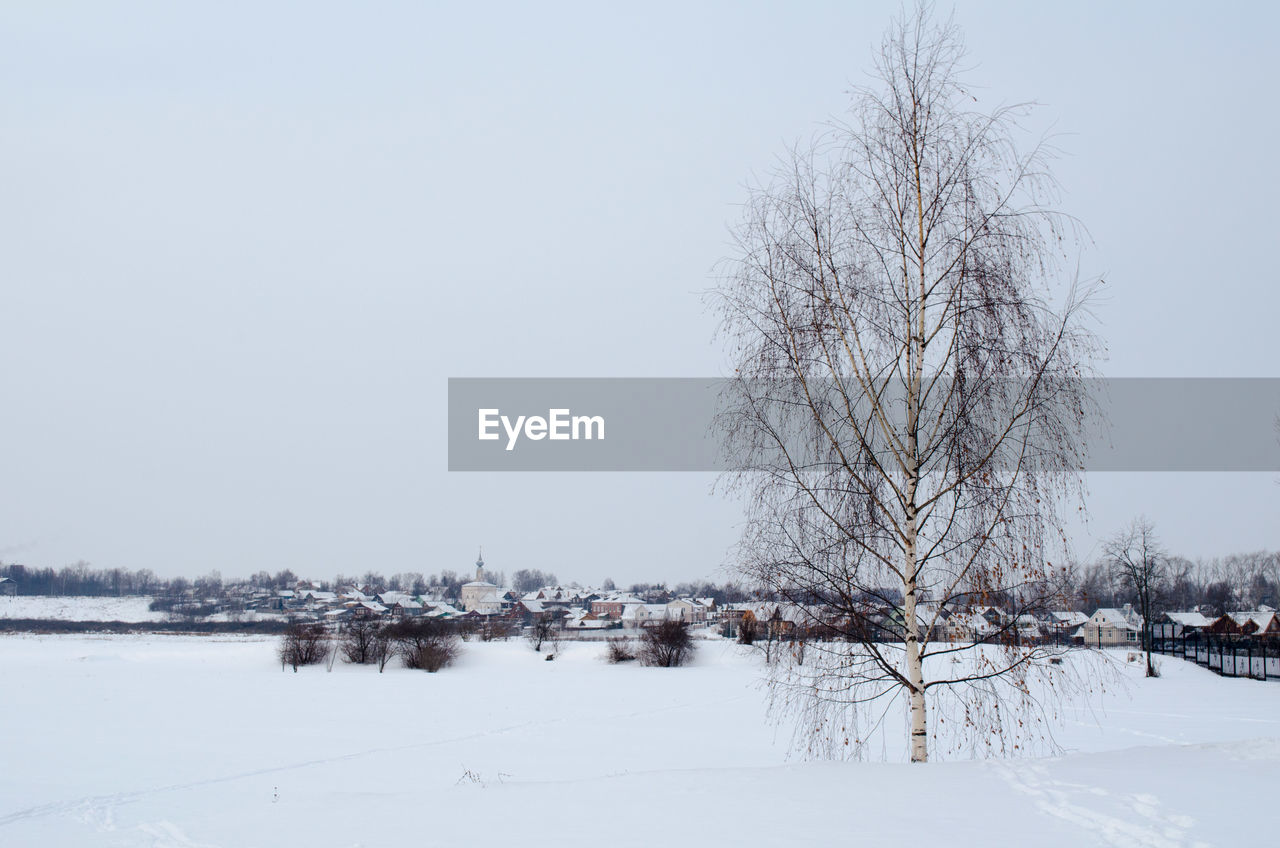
[{"xmin": 460, "ymin": 547, "xmax": 503, "ymax": 612}]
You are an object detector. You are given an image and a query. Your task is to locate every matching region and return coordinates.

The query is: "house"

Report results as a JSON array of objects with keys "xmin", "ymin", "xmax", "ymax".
[
  {"xmin": 1151, "ymin": 611, "xmax": 1212, "ymax": 640},
  {"xmin": 1204, "ymin": 613, "xmax": 1243, "ymax": 636},
  {"xmin": 733, "ymin": 602, "xmax": 814, "ymax": 638},
  {"xmin": 1240, "ymin": 611, "xmax": 1280, "ymax": 638},
  {"xmin": 591, "ymin": 594, "xmax": 645, "ymax": 620},
  {"xmin": 1013, "ymin": 614, "xmax": 1045, "ymax": 643},
  {"xmin": 563, "ymin": 608, "xmax": 612, "ymax": 629},
  {"xmin": 621, "ymin": 603, "xmax": 664, "ymax": 628},
  {"xmin": 423, "ymin": 602, "xmax": 462, "ymax": 619},
  {"xmin": 0, "ymin": 577, "xmax": 16, "ymax": 597},
  {"xmin": 665, "ymin": 598, "xmax": 708, "ymax": 625},
  {"xmin": 508, "ymin": 600, "xmax": 554, "ymax": 626},
  {"xmin": 386, "ymin": 599, "xmax": 423, "ymax": 618},
  {"xmin": 1080, "ymin": 607, "xmax": 1142, "ymax": 647},
  {"xmin": 1219, "ymin": 609, "xmax": 1280, "ymax": 638},
  {"xmin": 975, "ymin": 606, "xmax": 1009, "ymax": 628},
  {"xmin": 346, "ymin": 601, "xmax": 387, "ymax": 619},
  {"xmin": 1041, "ymin": 611, "xmax": 1088, "ymax": 642},
  {"xmin": 937, "ymin": 610, "xmax": 997, "ymax": 643},
  {"xmin": 520, "ymin": 587, "xmax": 587, "ymax": 610}
]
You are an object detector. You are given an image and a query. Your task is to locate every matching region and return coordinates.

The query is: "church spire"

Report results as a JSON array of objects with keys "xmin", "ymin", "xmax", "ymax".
[{"xmin": 475, "ymin": 547, "xmax": 485, "ymax": 583}]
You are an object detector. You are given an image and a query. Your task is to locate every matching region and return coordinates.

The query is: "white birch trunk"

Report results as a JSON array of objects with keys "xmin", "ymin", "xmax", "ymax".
[{"xmin": 903, "ymin": 472, "xmax": 928, "ymax": 763}]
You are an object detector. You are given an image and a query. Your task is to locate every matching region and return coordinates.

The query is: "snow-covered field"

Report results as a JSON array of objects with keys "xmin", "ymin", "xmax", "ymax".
[
  {"xmin": 0, "ymin": 595, "xmax": 167, "ymax": 622},
  {"xmin": 0, "ymin": 635, "xmax": 1275, "ymax": 847}
]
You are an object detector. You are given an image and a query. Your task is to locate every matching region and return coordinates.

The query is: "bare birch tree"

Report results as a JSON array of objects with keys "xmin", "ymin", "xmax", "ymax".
[
  {"xmin": 1104, "ymin": 517, "xmax": 1165, "ymax": 677},
  {"xmin": 715, "ymin": 5, "xmax": 1100, "ymax": 762}
]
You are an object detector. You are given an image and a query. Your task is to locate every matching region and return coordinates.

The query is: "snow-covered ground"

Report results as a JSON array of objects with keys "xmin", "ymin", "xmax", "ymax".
[
  {"xmin": 0, "ymin": 635, "xmax": 1275, "ymax": 847},
  {"xmin": 0, "ymin": 595, "xmax": 167, "ymax": 622}
]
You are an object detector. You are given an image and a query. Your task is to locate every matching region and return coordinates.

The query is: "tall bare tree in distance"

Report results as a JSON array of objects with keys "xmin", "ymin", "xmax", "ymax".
[
  {"xmin": 1104, "ymin": 517, "xmax": 1166, "ymax": 678},
  {"xmin": 716, "ymin": 4, "xmax": 1101, "ymax": 762}
]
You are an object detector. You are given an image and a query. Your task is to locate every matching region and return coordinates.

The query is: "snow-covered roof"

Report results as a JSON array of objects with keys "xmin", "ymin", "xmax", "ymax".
[
  {"xmin": 1237, "ymin": 611, "xmax": 1278, "ymax": 633},
  {"xmin": 1091, "ymin": 608, "xmax": 1141, "ymax": 627},
  {"xmin": 598, "ymin": 593, "xmax": 645, "ymax": 605},
  {"xmin": 1164, "ymin": 611, "xmax": 1211, "ymax": 628}
]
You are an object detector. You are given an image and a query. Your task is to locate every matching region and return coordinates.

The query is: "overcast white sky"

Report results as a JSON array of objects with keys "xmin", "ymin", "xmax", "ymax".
[{"xmin": 2, "ymin": 1, "xmax": 1277, "ymax": 585}]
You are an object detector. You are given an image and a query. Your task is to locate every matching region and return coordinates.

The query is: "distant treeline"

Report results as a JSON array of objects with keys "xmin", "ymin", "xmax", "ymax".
[
  {"xmin": 0, "ymin": 562, "xmax": 756, "ymax": 606},
  {"xmin": 1072, "ymin": 550, "xmax": 1279, "ymax": 616}
]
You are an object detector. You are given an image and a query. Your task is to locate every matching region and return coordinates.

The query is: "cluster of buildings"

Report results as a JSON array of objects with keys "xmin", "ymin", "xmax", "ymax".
[
  {"xmin": 236, "ymin": 553, "xmax": 1280, "ymax": 653},
  {"xmin": 49, "ymin": 552, "xmax": 1273, "ymax": 654},
  {"xmin": 1067, "ymin": 604, "xmax": 1278, "ymax": 647},
  {"xmin": 714, "ymin": 601, "xmax": 1091, "ymax": 645},
  {"xmin": 1148, "ymin": 606, "xmax": 1280, "ymax": 641},
  {"xmin": 236, "ymin": 557, "xmax": 721, "ymax": 632},
  {"xmin": 713, "ymin": 601, "xmax": 1280, "ymax": 649}
]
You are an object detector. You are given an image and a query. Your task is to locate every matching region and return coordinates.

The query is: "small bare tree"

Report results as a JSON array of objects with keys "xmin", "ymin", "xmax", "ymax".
[
  {"xmin": 1104, "ymin": 517, "xmax": 1166, "ymax": 677},
  {"xmin": 340, "ymin": 617, "xmax": 380, "ymax": 664},
  {"xmin": 372, "ymin": 623, "xmax": 395, "ymax": 672},
  {"xmin": 527, "ymin": 612, "xmax": 556, "ymax": 652},
  {"xmin": 715, "ymin": 4, "xmax": 1099, "ymax": 762}
]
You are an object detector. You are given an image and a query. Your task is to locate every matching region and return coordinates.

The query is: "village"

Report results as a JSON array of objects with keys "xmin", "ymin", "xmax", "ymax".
[{"xmin": 129, "ymin": 553, "xmax": 1278, "ymax": 683}]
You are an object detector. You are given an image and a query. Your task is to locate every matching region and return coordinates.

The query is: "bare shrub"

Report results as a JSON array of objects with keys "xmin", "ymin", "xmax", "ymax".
[
  {"xmin": 386, "ymin": 618, "xmax": 460, "ymax": 673},
  {"xmin": 639, "ymin": 621, "xmax": 694, "ymax": 668},
  {"xmin": 606, "ymin": 635, "xmax": 636, "ymax": 663},
  {"xmin": 279, "ymin": 622, "xmax": 329, "ymax": 671}
]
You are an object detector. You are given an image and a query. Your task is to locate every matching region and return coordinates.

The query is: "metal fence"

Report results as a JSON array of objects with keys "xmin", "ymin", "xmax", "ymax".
[{"xmin": 1153, "ymin": 634, "xmax": 1280, "ymax": 681}]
